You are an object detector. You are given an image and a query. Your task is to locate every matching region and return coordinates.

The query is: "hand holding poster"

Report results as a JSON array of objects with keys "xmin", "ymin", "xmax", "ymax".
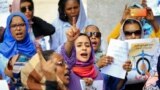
[
  {"xmin": 101, "ymin": 38, "xmax": 159, "ymax": 82},
  {"xmin": 80, "ymin": 80, "xmax": 103, "ymax": 90}
]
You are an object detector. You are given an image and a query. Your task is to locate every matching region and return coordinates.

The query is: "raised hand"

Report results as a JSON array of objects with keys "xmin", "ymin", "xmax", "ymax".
[
  {"xmin": 121, "ymin": 4, "xmax": 130, "ymax": 24},
  {"xmin": 37, "ymin": 49, "xmax": 57, "ymax": 81},
  {"xmin": 145, "ymin": 7, "xmax": 154, "ymax": 21},
  {"xmin": 66, "ymin": 17, "xmax": 80, "ymax": 42},
  {"xmin": 82, "ymin": 77, "xmax": 93, "ymax": 86}
]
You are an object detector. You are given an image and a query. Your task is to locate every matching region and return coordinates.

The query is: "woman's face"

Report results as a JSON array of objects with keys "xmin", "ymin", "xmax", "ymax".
[
  {"xmin": 10, "ymin": 16, "xmax": 26, "ymax": 41},
  {"xmin": 85, "ymin": 26, "xmax": 101, "ymax": 52},
  {"xmin": 124, "ymin": 23, "xmax": 141, "ymax": 40},
  {"xmin": 20, "ymin": 1, "xmax": 33, "ymax": 20},
  {"xmin": 51, "ymin": 53, "xmax": 69, "ymax": 85},
  {"xmin": 74, "ymin": 35, "xmax": 91, "ymax": 62},
  {"xmin": 64, "ymin": 0, "xmax": 80, "ymax": 22}
]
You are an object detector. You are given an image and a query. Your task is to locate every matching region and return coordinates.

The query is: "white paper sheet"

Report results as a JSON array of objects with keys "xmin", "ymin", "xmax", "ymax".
[
  {"xmin": 0, "ymin": 80, "xmax": 9, "ymax": 90},
  {"xmin": 80, "ymin": 80, "xmax": 103, "ymax": 90},
  {"xmin": 101, "ymin": 39, "xmax": 128, "ymax": 79}
]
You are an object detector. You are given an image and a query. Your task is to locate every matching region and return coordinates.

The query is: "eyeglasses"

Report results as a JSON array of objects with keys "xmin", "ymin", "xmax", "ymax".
[
  {"xmin": 55, "ymin": 60, "xmax": 66, "ymax": 67},
  {"xmin": 10, "ymin": 23, "xmax": 25, "ymax": 29},
  {"xmin": 124, "ymin": 30, "xmax": 141, "ymax": 36},
  {"xmin": 86, "ymin": 32, "xmax": 101, "ymax": 38},
  {"xmin": 20, "ymin": 5, "xmax": 33, "ymax": 13}
]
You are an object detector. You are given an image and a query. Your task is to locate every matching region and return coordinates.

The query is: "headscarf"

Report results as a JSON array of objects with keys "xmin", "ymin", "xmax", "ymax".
[
  {"xmin": 118, "ymin": 18, "xmax": 144, "ymax": 40},
  {"xmin": 76, "ymin": 0, "xmax": 87, "ymax": 31},
  {"xmin": 57, "ymin": 0, "xmax": 87, "ymax": 31},
  {"xmin": 0, "ymin": 12, "xmax": 36, "ymax": 58},
  {"xmin": 21, "ymin": 53, "xmax": 46, "ymax": 90}
]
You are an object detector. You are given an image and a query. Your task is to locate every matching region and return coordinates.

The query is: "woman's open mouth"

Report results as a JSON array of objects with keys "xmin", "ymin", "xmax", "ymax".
[
  {"xmin": 80, "ymin": 53, "xmax": 88, "ymax": 58},
  {"xmin": 92, "ymin": 41, "xmax": 97, "ymax": 47}
]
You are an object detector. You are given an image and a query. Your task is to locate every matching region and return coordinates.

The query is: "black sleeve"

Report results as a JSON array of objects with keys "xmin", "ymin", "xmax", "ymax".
[
  {"xmin": 45, "ymin": 81, "xmax": 58, "ymax": 90},
  {"xmin": 32, "ymin": 16, "xmax": 55, "ymax": 37}
]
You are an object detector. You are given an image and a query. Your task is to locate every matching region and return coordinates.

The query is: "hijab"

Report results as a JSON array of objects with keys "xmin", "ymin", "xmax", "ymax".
[
  {"xmin": 56, "ymin": 0, "xmax": 87, "ymax": 31},
  {"xmin": 0, "ymin": 12, "xmax": 36, "ymax": 58},
  {"xmin": 118, "ymin": 18, "xmax": 144, "ymax": 40}
]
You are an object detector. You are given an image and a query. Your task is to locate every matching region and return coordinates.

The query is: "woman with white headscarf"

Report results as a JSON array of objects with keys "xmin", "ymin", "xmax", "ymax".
[{"xmin": 50, "ymin": 0, "xmax": 93, "ymax": 53}]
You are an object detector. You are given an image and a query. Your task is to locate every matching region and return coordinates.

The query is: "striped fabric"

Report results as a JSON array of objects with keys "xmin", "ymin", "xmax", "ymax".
[{"xmin": 21, "ymin": 53, "xmax": 46, "ymax": 90}]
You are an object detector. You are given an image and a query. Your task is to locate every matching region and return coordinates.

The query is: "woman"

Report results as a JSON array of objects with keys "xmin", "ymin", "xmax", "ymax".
[
  {"xmin": 84, "ymin": 25, "xmax": 132, "ymax": 90},
  {"xmin": 19, "ymin": 0, "xmax": 55, "ymax": 50},
  {"xmin": 119, "ymin": 18, "xmax": 147, "ymax": 90},
  {"xmin": 21, "ymin": 50, "xmax": 69, "ymax": 90},
  {"xmin": 119, "ymin": 19, "xmax": 144, "ymax": 40},
  {"xmin": 61, "ymin": 24, "xmax": 104, "ymax": 90},
  {"xmin": 0, "ymin": 12, "xmax": 36, "ymax": 89},
  {"xmin": 0, "ymin": 12, "xmax": 36, "ymax": 59},
  {"xmin": 107, "ymin": 3, "xmax": 160, "ymax": 43},
  {"xmin": 50, "ymin": 0, "xmax": 92, "ymax": 52}
]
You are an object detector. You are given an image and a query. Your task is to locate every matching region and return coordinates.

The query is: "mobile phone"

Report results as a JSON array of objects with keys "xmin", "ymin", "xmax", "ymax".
[{"xmin": 130, "ymin": 8, "xmax": 147, "ymax": 17}]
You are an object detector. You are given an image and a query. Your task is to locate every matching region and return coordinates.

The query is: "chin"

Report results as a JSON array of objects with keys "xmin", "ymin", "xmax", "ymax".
[
  {"xmin": 63, "ymin": 80, "xmax": 69, "ymax": 85},
  {"xmin": 16, "ymin": 38, "xmax": 24, "ymax": 41},
  {"xmin": 79, "ymin": 58, "xmax": 89, "ymax": 62}
]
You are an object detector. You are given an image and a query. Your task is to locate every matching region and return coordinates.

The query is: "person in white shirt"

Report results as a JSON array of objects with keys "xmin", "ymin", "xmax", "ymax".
[{"xmin": 50, "ymin": 0, "xmax": 92, "ymax": 53}]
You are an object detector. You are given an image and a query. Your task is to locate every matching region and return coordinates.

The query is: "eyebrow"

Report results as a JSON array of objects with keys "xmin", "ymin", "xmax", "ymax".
[{"xmin": 76, "ymin": 42, "xmax": 90, "ymax": 46}]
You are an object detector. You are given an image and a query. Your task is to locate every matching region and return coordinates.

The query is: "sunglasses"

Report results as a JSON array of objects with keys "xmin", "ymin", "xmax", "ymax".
[
  {"xmin": 20, "ymin": 5, "xmax": 33, "ymax": 13},
  {"xmin": 124, "ymin": 30, "xmax": 141, "ymax": 36},
  {"xmin": 86, "ymin": 32, "xmax": 101, "ymax": 38}
]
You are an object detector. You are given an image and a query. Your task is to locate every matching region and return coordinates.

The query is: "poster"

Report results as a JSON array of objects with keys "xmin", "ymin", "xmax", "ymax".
[
  {"xmin": 126, "ymin": 38, "xmax": 159, "ymax": 84},
  {"xmin": 101, "ymin": 39, "xmax": 129, "ymax": 79},
  {"xmin": 101, "ymin": 38, "xmax": 159, "ymax": 84}
]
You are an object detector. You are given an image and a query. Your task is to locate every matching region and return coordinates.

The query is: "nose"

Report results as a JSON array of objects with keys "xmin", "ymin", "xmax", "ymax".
[
  {"xmin": 71, "ymin": 8, "xmax": 75, "ymax": 13},
  {"xmin": 131, "ymin": 33, "xmax": 136, "ymax": 39},
  {"xmin": 65, "ymin": 63, "xmax": 69, "ymax": 69},
  {"xmin": 16, "ymin": 25, "xmax": 21, "ymax": 30},
  {"xmin": 91, "ymin": 35, "xmax": 96, "ymax": 39},
  {"xmin": 82, "ymin": 45, "xmax": 87, "ymax": 51},
  {"xmin": 25, "ymin": 7, "xmax": 30, "ymax": 13},
  {"xmin": 26, "ymin": 9, "xmax": 30, "ymax": 13}
]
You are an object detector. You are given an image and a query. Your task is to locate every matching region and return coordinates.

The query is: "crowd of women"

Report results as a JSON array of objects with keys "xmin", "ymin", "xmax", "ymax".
[{"xmin": 0, "ymin": 0, "xmax": 160, "ymax": 90}]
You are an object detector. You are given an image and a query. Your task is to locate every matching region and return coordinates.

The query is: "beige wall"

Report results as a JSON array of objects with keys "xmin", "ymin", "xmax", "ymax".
[{"xmin": 34, "ymin": 0, "xmax": 87, "ymax": 24}]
